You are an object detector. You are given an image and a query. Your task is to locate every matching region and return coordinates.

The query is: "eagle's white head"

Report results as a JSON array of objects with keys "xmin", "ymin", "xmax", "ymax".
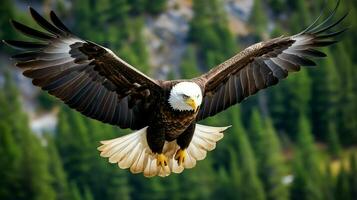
[{"xmin": 168, "ymin": 82, "xmax": 203, "ymax": 112}]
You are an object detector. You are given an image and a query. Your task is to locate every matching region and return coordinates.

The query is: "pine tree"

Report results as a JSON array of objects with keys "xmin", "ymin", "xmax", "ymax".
[
  {"xmin": 180, "ymin": 45, "xmax": 201, "ymax": 79},
  {"xmin": 213, "ymin": 148, "xmax": 242, "ymax": 200},
  {"xmin": 228, "ymin": 147, "xmax": 241, "ymax": 199},
  {"xmin": 331, "ymin": 44, "xmax": 357, "ymax": 145},
  {"xmin": 37, "ymin": 92, "xmax": 58, "ymax": 111},
  {"xmin": 72, "ymin": 0, "xmax": 93, "ymax": 38},
  {"xmin": 248, "ymin": 109, "xmax": 289, "ymax": 200},
  {"xmin": 21, "ymin": 131, "xmax": 56, "ymax": 200},
  {"xmin": 0, "ymin": 122, "xmax": 22, "ymax": 199},
  {"xmin": 181, "ymin": 158, "xmax": 217, "ymax": 199},
  {"xmin": 0, "ymin": 73, "xmax": 23, "ymax": 199},
  {"xmin": 131, "ymin": 177, "xmax": 166, "ymax": 200},
  {"xmin": 83, "ymin": 186, "xmax": 94, "ymax": 200},
  {"xmin": 86, "ymin": 119, "xmax": 131, "ymax": 200},
  {"xmin": 250, "ymin": 0, "xmax": 268, "ymax": 38},
  {"xmin": 127, "ymin": 0, "xmax": 146, "ymax": 15},
  {"xmin": 247, "ymin": 108, "xmax": 265, "ymax": 156},
  {"xmin": 269, "ymin": 70, "xmax": 311, "ymax": 138},
  {"xmin": 122, "ymin": 19, "xmax": 150, "ymax": 74},
  {"xmin": 323, "ymin": 160, "xmax": 335, "ymax": 200},
  {"xmin": 349, "ymin": 153, "xmax": 357, "ymax": 199},
  {"xmin": 326, "ymin": 123, "xmax": 342, "ymax": 157},
  {"xmin": 190, "ymin": 0, "xmax": 236, "ymax": 69},
  {"xmin": 290, "ymin": 115, "xmax": 325, "ymax": 200},
  {"xmin": 310, "ymin": 49, "xmax": 341, "ymax": 142},
  {"xmin": 289, "ymin": 0, "xmax": 312, "ymax": 32},
  {"xmin": 0, "ymin": 72, "xmax": 55, "ymax": 200},
  {"xmin": 161, "ymin": 175, "xmax": 181, "ymax": 200},
  {"xmin": 55, "ymin": 108, "xmax": 92, "ymax": 193},
  {"xmin": 335, "ymin": 163, "xmax": 351, "ymax": 200},
  {"xmin": 55, "ymin": 108, "xmax": 132, "ymax": 200},
  {"xmin": 267, "ymin": 0, "xmax": 287, "ymax": 13},
  {"xmin": 229, "ymin": 107, "xmax": 266, "ymax": 200},
  {"xmin": 213, "ymin": 164, "xmax": 236, "ymax": 200},
  {"xmin": 69, "ymin": 182, "xmax": 83, "ymax": 200},
  {"xmin": 144, "ymin": 0, "xmax": 167, "ymax": 14},
  {"xmin": 284, "ymin": 71, "xmax": 311, "ymax": 137},
  {"xmin": 45, "ymin": 134, "xmax": 70, "ymax": 200},
  {"xmin": 0, "ymin": 0, "xmax": 15, "ymax": 50}
]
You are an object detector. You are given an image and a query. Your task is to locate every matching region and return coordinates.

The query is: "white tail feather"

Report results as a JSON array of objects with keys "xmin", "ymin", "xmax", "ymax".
[{"xmin": 97, "ymin": 124, "xmax": 230, "ymax": 177}]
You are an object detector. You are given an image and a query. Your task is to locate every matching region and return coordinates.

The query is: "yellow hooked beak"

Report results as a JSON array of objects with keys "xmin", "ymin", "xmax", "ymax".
[{"xmin": 185, "ymin": 98, "xmax": 198, "ymax": 112}]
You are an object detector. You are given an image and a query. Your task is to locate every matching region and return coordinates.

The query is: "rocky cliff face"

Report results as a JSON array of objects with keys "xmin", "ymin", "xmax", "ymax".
[{"xmin": 144, "ymin": 0, "xmax": 253, "ymax": 79}]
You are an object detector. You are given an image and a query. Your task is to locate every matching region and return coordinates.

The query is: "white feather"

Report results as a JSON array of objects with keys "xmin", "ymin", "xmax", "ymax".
[
  {"xmin": 97, "ymin": 124, "xmax": 230, "ymax": 177},
  {"xmin": 168, "ymin": 82, "xmax": 203, "ymax": 111}
]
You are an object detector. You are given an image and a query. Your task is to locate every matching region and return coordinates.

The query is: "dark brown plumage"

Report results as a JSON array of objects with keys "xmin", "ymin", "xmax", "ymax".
[
  {"xmin": 195, "ymin": 1, "xmax": 348, "ymax": 120},
  {"xmin": 2, "ymin": 1, "xmax": 347, "ymax": 177}
]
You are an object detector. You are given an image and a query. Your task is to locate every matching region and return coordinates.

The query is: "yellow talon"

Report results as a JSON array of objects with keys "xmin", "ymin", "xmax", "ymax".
[
  {"xmin": 157, "ymin": 153, "xmax": 168, "ymax": 167},
  {"xmin": 175, "ymin": 149, "xmax": 186, "ymax": 166}
]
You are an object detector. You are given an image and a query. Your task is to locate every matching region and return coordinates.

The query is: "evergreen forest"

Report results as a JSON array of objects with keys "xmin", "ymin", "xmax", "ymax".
[{"xmin": 0, "ymin": 0, "xmax": 356, "ymax": 199}]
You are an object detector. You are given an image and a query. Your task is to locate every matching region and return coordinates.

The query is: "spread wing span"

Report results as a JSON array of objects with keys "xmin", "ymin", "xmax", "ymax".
[
  {"xmin": 3, "ymin": 7, "xmax": 162, "ymax": 129},
  {"xmin": 196, "ymin": 0, "xmax": 347, "ymax": 121}
]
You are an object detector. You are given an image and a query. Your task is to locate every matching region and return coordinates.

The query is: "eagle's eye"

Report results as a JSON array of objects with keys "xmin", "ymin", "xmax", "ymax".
[{"xmin": 182, "ymin": 94, "xmax": 189, "ymax": 99}]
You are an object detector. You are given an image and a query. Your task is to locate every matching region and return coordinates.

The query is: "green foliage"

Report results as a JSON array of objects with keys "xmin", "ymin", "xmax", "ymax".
[
  {"xmin": 335, "ymin": 164, "xmax": 351, "ymax": 200},
  {"xmin": 180, "ymin": 45, "xmax": 201, "ymax": 79},
  {"xmin": 0, "ymin": 121, "xmax": 21, "ymax": 200},
  {"xmin": 331, "ymin": 45, "xmax": 357, "ymax": 145},
  {"xmin": 229, "ymin": 107, "xmax": 266, "ymax": 200},
  {"xmin": 0, "ymin": 72, "xmax": 55, "ymax": 200},
  {"xmin": 128, "ymin": 0, "xmax": 167, "ymax": 15},
  {"xmin": 190, "ymin": 0, "xmax": 236, "ymax": 69},
  {"xmin": 83, "ymin": 186, "xmax": 94, "ymax": 200},
  {"xmin": 350, "ymin": 153, "xmax": 357, "ymax": 198},
  {"xmin": 288, "ymin": 0, "xmax": 312, "ymax": 31},
  {"xmin": 0, "ymin": 0, "xmax": 15, "ymax": 48},
  {"xmin": 270, "ymin": 70, "xmax": 311, "ymax": 138},
  {"xmin": 56, "ymin": 108, "xmax": 92, "ymax": 186},
  {"xmin": 310, "ymin": 49, "xmax": 340, "ymax": 141},
  {"xmin": 250, "ymin": 0, "xmax": 268, "ymax": 38},
  {"xmin": 326, "ymin": 123, "xmax": 342, "ymax": 157},
  {"xmin": 143, "ymin": 0, "xmax": 167, "ymax": 14},
  {"xmin": 56, "ymin": 108, "xmax": 131, "ymax": 200},
  {"xmin": 248, "ymin": 109, "xmax": 289, "ymax": 200},
  {"xmin": 290, "ymin": 115, "xmax": 325, "ymax": 200},
  {"xmin": 45, "ymin": 134, "xmax": 70, "ymax": 200},
  {"xmin": 38, "ymin": 92, "xmax": 58, "ymax": 110},
  {"xmin": 69, "ymin": 182, "xmax": 83, "ymax": 200},
  {"xmin": 267, "ymin": 0, "xmax": 287, "ymax": 13}
]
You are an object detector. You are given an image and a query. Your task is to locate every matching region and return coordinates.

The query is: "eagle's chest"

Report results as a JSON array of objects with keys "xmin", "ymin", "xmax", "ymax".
[{"xmin": 156, "ymin": 103, "xmax": 196, "ymax": 140}]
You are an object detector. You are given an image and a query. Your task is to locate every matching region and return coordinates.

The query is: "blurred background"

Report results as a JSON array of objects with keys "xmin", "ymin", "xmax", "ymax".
[{"xmin": 0, "ymin": 0, "xmax": 356, "ymax": 199}]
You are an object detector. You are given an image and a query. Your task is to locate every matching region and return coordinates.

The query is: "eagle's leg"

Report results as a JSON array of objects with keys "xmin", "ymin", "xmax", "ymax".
[
  {"xmin": 174, "ymin": 149, "xmax": 186, "ymax": 166},
  {"xmin": 175, "ymin": 123, "xmax": 195, "ymax": 166},
  {"xmin": 146, "ymin": 126, "xmax": 168, "ymax": 167},
  {"xmin": 157, "ymin": 153, "xmax": 168, "ymax": 167}
]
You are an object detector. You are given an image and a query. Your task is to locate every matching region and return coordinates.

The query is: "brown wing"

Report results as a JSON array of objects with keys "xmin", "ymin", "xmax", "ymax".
[
  {"xmin": 195, "ymin": 1, "xmax": 347, "ymax": 121},
  {"xmin": 3, "ymin": 7, "xmax": 162, "ymax": 129}
]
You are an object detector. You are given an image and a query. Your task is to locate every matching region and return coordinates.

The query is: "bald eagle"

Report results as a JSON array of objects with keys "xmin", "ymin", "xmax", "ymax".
[{"xmin": 3, "ymin": 1, "xmax": 346, "ymax": 177}]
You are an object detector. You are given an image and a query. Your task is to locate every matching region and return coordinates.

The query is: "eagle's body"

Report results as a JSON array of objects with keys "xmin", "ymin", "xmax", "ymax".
[
  {"xmin": 154, "ymin": 99, "xmax": 196, "ymax": 141},
  {"xmin": 3, "ymin": 1, "xmax": 347, "ymax": 177},
  {"xmin": 143, "ymin": 81, "xmax": 201, "ymax": 150}
]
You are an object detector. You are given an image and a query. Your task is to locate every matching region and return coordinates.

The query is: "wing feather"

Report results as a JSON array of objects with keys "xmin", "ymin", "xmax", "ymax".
[
  {"xmin": 3, "ymin": 8, "xmax": 161, "ymax": 129},
  {"xmin": 11, "ymin": 20, "xmax": 55, "ymax": 40},
  {"xmin": 195, "ymin": 1, "xmax": 346, "ymax": 121}
]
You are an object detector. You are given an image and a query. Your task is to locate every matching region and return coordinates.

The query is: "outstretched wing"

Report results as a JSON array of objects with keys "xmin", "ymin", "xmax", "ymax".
[
  {"xmin": 3, "ymin": 7, "xmax": 162, "ymax": 129},
  {"xmin": 195, "ymin": 0, "xmax": 347, "ymax": 121}
]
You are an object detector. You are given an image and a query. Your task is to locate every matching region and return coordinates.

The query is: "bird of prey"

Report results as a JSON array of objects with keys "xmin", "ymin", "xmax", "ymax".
[{"xmin": 3, "ymin": 1, "xmax": 346, "ymax": 177}]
